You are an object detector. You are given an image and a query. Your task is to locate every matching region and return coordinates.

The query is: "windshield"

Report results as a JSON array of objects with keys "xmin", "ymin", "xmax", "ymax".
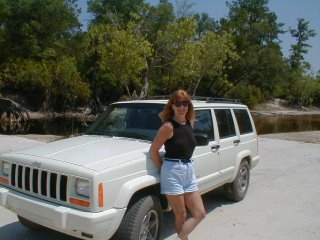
[{"xmin": 86, "ymin": 103, "xmax": 164, "ymax": 141}]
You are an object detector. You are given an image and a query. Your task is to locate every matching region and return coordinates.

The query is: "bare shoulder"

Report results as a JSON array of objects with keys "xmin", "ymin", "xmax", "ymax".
[
  {"xmin": 161, "ymin": 121, "xmax": 173, "ymax": 131},
  {"xmin": 156, "ymin": 121, "xmax": 173, "ymax": 140}
]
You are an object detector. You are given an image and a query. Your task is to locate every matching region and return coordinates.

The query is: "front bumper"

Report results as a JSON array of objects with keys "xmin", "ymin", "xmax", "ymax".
[{"xmin": 0, "ymin": 187, "xmax": 126, "ymax": 240}]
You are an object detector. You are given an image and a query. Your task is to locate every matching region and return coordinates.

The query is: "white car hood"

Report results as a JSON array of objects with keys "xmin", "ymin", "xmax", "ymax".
[{"xmin": 10, "ymin": 135, "xmax": 151, "ymax": 171}]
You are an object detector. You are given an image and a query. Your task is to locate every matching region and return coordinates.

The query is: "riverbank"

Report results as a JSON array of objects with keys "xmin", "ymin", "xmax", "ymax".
[
  {"xmin": 251, "ymin": 99, "xmax": 320, "ymax": 116},
  {"xmin": 28, "ymin": 109, "xmax": 98, "ymax": 121},
  {"xmin": 2, "ymin": 97, "xmax": 320, "ymax": 123},
  {"xmin": 24, "ymin": 98, "xmax": 320, "ymax": 120}
]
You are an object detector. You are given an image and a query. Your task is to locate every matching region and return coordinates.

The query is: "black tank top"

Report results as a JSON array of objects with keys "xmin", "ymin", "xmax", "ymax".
[{"xmin": 164, "ymin": 119, "xmax": 197, "ymax": 159}]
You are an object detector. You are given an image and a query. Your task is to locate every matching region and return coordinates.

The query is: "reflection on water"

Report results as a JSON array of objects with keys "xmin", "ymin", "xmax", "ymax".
[
  {"xmin": 252, "ymin": 114, "xmax": 320, "ymax": 135},
  {"xmin": 0, "ymin": 114, "xmax": 319, "ymax": 136},
  {"xmin": 0, "ymin": 121, "xmax": 32, "ymax": 134},
  {"xmin": 0, "ymin": 117, "xmax": 90, "ymax": 136}
]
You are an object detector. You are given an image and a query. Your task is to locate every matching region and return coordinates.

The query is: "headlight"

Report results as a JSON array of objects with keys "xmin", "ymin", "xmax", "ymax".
[
  {"xmin": 75, "ymin": 178, "xmax": 91, "ymax": 197},
  {"xmin": 2, "ymin": 162, "xmax": 10, "ymax": 176}
]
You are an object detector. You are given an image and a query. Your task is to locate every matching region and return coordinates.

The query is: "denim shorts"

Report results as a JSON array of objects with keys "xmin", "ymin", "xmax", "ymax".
[{"xmin": 160, "ymin": 159, "xmax": 198, "ymax": 195}]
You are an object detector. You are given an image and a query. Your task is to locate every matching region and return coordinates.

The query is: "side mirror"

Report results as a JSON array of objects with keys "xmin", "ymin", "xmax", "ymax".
[{"xmin": 194, "ymin": 133, "xmax": 209, "ymax": 146}]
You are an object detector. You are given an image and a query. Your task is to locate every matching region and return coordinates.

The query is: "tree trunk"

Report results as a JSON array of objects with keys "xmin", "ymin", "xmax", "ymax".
[
  {"xmin": 140, "ymin": 69, "xmax": 150, "ymax": 99},
  {"xmin": 0, "ymin": 97, "xmax": 30, "ymax": 122},
  {"xmin": 192, "ymin": 74, "xmax": 204, "ymax": 97}
]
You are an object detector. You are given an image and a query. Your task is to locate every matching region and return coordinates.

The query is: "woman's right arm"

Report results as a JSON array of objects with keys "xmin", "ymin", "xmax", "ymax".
[{"xmin": 149, "ymin": 122, "xmax": 173, "ymax": 168}]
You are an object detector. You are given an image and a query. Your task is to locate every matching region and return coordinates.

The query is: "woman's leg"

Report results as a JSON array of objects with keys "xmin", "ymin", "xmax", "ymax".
[
  {"xmin": 166, "ymin": 194, "xmax": 187, "ymax": 233},
  {"xmin": 178, "ymin": 191, "xmax": 206, "ymax": 240}
]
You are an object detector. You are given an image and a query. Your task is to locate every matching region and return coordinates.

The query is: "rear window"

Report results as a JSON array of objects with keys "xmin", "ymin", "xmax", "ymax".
[
  {"xmin": 214, "ymin": 109, "xmax": 236, "ymax": 139},
  {"xmin": 233, "ymin": 109, "xmax": 253, "ymax": 134}
]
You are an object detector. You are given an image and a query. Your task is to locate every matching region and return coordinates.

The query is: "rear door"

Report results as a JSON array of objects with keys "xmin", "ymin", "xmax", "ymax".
[
  {"xmin": 214, "ymin": 108, "xmax": 240, "ymax": 181},
  {"xmin": 233, "ymin": 108, "xmax": 258, "ymax": 158}
]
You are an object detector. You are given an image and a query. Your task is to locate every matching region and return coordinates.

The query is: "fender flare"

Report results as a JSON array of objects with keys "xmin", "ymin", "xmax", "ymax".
[
  {"xmin": 113, "ymin": 175, "xmax": 159, "ymax": 208},
  {"xmin": 230, "ymin": 150, "xmax": 252, "ymax": 182}
]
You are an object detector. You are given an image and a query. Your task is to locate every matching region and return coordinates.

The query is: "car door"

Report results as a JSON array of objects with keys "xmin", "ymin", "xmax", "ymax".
[
  {"xmin": 192, "ymin": 109, "xmax": 221, "ymax": 192},
  {"xmin": 214, "ymin": 108, "xmax": 240, "ymax": 181}
]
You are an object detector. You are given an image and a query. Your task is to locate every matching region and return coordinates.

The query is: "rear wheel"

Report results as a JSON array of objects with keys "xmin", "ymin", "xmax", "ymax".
[
  {"xmin": 18, "ymin": 215, "xmax": 44, "ymax": 230},
  {"xmin": 225, "ymin": 161, "xmax": 250, "ymax": 202},
  {"xmin": 112, "ymin": 195, "xmax": 162, "ymax": 240}
]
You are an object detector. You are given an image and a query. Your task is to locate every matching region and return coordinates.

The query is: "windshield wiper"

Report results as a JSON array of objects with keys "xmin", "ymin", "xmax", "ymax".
[
  {"xmin": 115, "ymin": 132, "xmax": 150, "ymax": 141},
  {"xmin": 85, "ymin": 131, "xmax": 113, "ymax": 137}
]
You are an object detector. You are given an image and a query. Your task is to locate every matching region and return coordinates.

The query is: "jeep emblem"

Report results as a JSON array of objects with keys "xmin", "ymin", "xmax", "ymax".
[{"xmin": 31, "ymin": 161, "xmax": 41, "ymax": 168}]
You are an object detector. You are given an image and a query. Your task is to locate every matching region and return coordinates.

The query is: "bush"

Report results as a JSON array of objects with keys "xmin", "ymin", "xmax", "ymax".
[{"xmin": 227, "ymin": 83, "xmax": 264, "ymax": 108}]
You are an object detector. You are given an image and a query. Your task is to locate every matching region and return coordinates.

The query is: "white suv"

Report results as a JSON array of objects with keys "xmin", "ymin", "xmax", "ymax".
[{"xmin": 0, "ymin": 98, "xmax": 259, "ymax": 240}]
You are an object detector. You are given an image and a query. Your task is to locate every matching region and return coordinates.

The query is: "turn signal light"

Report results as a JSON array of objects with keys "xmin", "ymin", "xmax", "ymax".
[
  {"xmin": 70, "ymin": 197, "xmax": 90, "ymax": 207},
  {"xmin": 0, "ymin": 176, "xmax": 9, "ymax": 184},
  {"xmin": 98, "ymin": 183, "xmax": 104, "ymax": 207}
]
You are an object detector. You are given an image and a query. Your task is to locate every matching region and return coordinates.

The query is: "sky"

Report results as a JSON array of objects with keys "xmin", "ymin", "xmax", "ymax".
[{"xmin": 78, "ymin": 0, "xmax": 320, "ymax": 73}]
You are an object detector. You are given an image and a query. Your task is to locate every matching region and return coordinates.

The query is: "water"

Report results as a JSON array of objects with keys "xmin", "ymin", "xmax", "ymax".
[
  {"xmin": 0, "ymin": 114, "xmax": 320, "ymax": 136},
  {"xmin": 252, "ymin": 114, "xmax": 320, "ymax": 134},
  {"xmin": 0, "ymin": 117, "xmax": 90, "ymax": 136}
]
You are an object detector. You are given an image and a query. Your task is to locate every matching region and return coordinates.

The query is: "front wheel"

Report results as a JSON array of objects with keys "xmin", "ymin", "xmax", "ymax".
[
  {"xmin": 225, "ymin": 161, "xmax": 250, "ymax": 202},
  {"xmin": 112, "ymin": 195, "xmax": 162, "ymax": 240}
]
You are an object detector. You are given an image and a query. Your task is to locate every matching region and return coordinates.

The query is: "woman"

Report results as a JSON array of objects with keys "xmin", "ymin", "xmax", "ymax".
[{"xmin": 149, "ymin": 90, "xmax": 206, "ymax": 240}]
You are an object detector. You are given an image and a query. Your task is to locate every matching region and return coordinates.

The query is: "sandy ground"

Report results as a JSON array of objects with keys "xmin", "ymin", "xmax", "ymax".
[
  {"xmin": 0, "ymin": 134, "xmax": 319, "ymax": 240},
  {"xmin": 260, "ymin": 131, "xmax": 320, "ymax": 144}
]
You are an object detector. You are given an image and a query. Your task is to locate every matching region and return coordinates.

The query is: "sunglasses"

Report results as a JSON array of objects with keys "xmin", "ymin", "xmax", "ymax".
[{"xmin": 173, "ymin": 100, "xmax": 189, "ymax": 107}]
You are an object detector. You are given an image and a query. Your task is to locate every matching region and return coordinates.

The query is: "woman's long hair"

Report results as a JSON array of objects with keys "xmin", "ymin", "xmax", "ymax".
[{"xmin": 159, "ymin": 89, "xmax": 195, "ymax": 122}]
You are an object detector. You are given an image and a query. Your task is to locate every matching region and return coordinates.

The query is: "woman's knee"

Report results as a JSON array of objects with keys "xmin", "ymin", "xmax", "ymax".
[
  {"xmin": 176, "ymin": 209, "xmax": 187, "ymax": 221},
  {"xmin": 194, "ymin": 209, "xmax": 206, "ymax": 221}
]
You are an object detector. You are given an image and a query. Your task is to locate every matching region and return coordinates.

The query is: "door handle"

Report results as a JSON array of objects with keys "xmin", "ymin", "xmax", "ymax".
[
  {"xmin": 211, "ymin": 144, "xmax": 220, "ymax": 152},
  {"xmin": 233, "ymin": 139, "xmax": 240, "ymax": 145}
]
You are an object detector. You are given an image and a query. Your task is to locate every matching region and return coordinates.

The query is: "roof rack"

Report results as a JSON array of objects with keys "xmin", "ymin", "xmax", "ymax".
[
  {"xmin": 147, "ymin": 95, "xmax": 170, "ymax": 100},
  {"xmin": 147, "ymin": 95, "xmax": 241, "ymax": 104},
  {"xmin": 192, "ymin": 96, "xmax": 242, "ymax": 104}
]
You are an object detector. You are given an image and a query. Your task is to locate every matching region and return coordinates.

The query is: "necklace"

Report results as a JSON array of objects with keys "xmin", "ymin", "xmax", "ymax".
[{"xmin": 173, "ymin": 118, "xmax": 186, "ymax": 125}]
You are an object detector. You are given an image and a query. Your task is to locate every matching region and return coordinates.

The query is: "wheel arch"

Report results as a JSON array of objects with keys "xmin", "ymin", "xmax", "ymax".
[
  {"xmin": 230, "ymin": 150, "xmax": 252, "ymax": 182},
  {"xmin": 113, "ymin": 175, "xmax": 168, "ymax": 210}
]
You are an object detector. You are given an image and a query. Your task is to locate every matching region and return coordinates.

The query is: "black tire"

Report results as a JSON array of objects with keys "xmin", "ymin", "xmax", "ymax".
[
  {"xmin": 225, "ymin": 161, "xmax": 250, "ymax": 202},
  {"xmin": 112, "ymin": 195, "xmax": 162, "ymax": 240},
  {"xmin": 18, "ymin": 215, "xmax": 44, "ymax": 230}
]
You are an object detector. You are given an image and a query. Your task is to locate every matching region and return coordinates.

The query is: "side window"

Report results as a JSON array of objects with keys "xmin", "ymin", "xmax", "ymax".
[
  {"xmin": 233, "ymin": 109, "xmax": 253, "ymax": 134},
  {"xmin": 214, "ymin": 109, "xmax": 236, "ymax": 139},
  {"xmin": 194, "ymin": 110, "xmax": 214, "ymax": 141}
]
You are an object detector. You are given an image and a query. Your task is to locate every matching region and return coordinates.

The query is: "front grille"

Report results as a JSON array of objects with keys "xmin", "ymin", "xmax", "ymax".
[{"xmin": 10, "ymin": 163, "xmax": 68, "ymax": 202}]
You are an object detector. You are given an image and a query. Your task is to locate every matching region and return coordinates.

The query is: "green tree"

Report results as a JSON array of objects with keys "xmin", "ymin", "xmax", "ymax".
[
  {"xmin": 194, "ymin": 13, "xmax": 219, "ymax": 39},
  {"xmin": 1, "ymin": 0, "xmax": 80, "ymax": 62},
  {"xmin": 220, "ymin": 0, "xmax": 285, "ymax": 102},
  {"xmin": 1, "ymin": 58, "xmax": 90, "ymax": 110},
  {"xmin": 155, "ymin": 18, "xmax": 196, "ymax": 92},
  {"xmin": 314, "ymin": 71, "xmax": 320, "ymax": 106},
  {"xmin": 289, "ymin": 18, "xmax": 316, "ymax": 70},
  {"xmin": 86, "ymin": 23, "xmax": 152, "ymax": 99},
  {"xmin": 0, "ymin": 0, "xmax": 87, "ymax": 111},
  {"xmin": 173, "ymin": 31, "xmax": 239, "ymax": 96},
  {"xmin": 88, "ymin": 0, "xmax": 146, "ymax": 24},
  {"xmin": 286, "ymin": 18, "xmax": 317, "ymax": 105}
]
